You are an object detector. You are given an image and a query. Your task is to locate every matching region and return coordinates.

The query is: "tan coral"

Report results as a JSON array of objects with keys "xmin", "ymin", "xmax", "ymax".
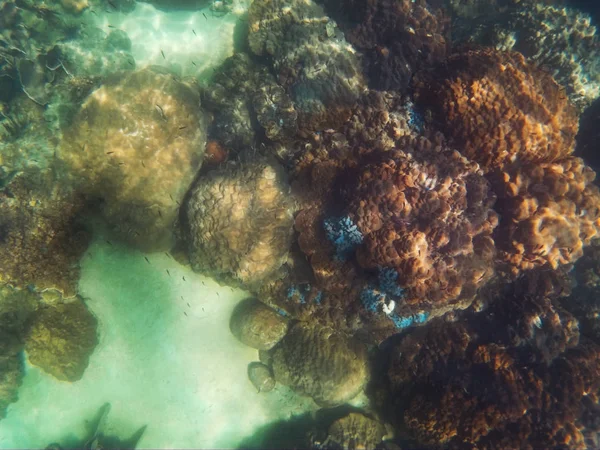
[
  {"xmin": 58, "ymin": 68, "xmax": 206, "ymax": 251},
  {"xmin": 493, "ymin": 157, "xmax": 600, "ymax": 273},
  {"xmin": 0, "ymin": 171, "xmax": 90, "ymax": 298},
  {"xmin": 414, "ymin": 48, "xmax": 579, "ymax": 171},
  {"xmin": 181, "ymin": 158, "xmax": 295, "ymax": 289}
]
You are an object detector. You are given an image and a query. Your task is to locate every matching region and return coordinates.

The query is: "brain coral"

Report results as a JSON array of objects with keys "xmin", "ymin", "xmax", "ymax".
[
  {"xmin": 57, "ymin": 68, "xmax": 206, "ymax": 251},
  {"xmin": 181, "ymin": 157, "xmax": 295, "ymax": 289},
  {"xmin": 386, "ymin": 290, "xmax": 596, "ymax": 448},
  {"xmin": 320, "ymin": 0, "xmax": 449, "ymax": 91},
  {"xmin": 270, "ymin": 322, "xmax": 368, "ymax": 407},
  {"xmin": 248, "ymin": 0, "xmax": 365, "ymax": 131},
  {"xmin": 492, "ymin": 157, "xmax": 600, "ymax": 274},
  {"xmin": 414, "ymin": 48, "xmax": 579, "ymax": 172}
]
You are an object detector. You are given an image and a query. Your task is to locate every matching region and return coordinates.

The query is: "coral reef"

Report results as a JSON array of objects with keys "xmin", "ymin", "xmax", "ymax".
[
  {"xmin": 181, "ymin": 157, "xmax": 295, "ymax": 289},
  {"xmin": 311, "ymin": 412, "xmax": 387, "ymax": 450},
  {"xmin": 25, "ymin": 298, "xmax": 98, "ymax": 382},
  {"xmin": 384, "ymin": 289, "xmax": 600, "ymax": 448},
  {"xmin": 230, "ymin": 299, "xmax": 289, "ymax": 350},
  {"xmin": 451, "ymin": 1, "xmax": 600, "ymax": 111},
  {"xmin": 321, "ymin": 0, "xmax": 449, "ymax": 91},
  {"xmin": 414, "ymin": 48, "xmax": 579, "ymax": 172},
  {"xmin": 0, "ymin": 170, "xmax": 90, "ymax": 297},
  {"xmin": 491, "ymin": 157, "xmax": 600, "ymax": 274},
  {"xmin": 58, "ymin": 68, "xmax": 207, "ymax": 251},
  {"xmin": 270, "ymin": 322, "xmax": 368, "ymax": 407},
  {"xmin": 248, "ymin": 0, "xmax": 365, "ymax": 131}
]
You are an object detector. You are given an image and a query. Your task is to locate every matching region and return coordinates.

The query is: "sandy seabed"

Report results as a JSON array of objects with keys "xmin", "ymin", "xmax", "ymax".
[{"xmin": 0, "ymin": 237, "xmax": 316, "ymax": 448}]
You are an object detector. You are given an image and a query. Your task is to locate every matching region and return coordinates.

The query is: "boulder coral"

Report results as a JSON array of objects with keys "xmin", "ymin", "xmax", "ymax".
[
  {"xmin": 230, "ymin": 298, "xmax": 289, "ymax": 350},
  {"xmin": 414, "ymin": 48, "xmax": 579, "ymax": 172},
  {"xmin": 25, "ymin": 298, "xmax": 98, "ymax": 382},
  {"xmin": 58, "ymin": 68, "xmax": 207, "ymax": 251},
  {"xmin": 248, "ymin": 0, "xmax": 365, "ymax": 131},
  {"xmin": 0, "ymin": 170, "xmax": 90, "ymax": 298},
  {"xmin": 181, "ymin": 157, "xmax": 295, "ymax": 289},
  {"xmin": 270, "ymin": 322, "xmax": 368, "ymax": 407}
]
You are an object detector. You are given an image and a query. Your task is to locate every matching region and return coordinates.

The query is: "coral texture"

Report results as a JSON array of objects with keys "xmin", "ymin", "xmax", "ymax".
[
  {"xmin": 58, "ymin": 68, "xmax": 207, "ymax": 251},
  {"xmin": 271, "ymin": 322, "xmax": 368, "ymax": 406},
  {"xmin": 248, "ymin": 0, "xmax": 365, "ymax": 131},
  {"xmin": 230, "ymin": 299, "xmax": 289, "ymax": 350},
  {"xmin": 25, "ymin": 298, "xmax": 98, "ymax": 382},
  {"xmin": 321, "ymin": 0, "xmax": 449, "ymax": 91},
  {"xmin": 414, "ymin": 48, "xmax": 579, "ymax": 171},
  {"xmin": 451, "ymin": 2, "xmax": 600, "ymax": 111},
  {"xmin": 385, "ymin": 290, "xmax": 599, "ymax": 449},
  {"xmin": 312, "ymin": 412, "xmax": 387, "ymax": 450},
  {"xmin": 182, "ymin": 158, "xmax": 295, "ymax": 289},
  {"xmin": 492, "ymin": 157, "xmax": 600, "ymax": 273},
  {"xmin": 0, "ymin": 171, "xmax": 90, "ymax": 297}
]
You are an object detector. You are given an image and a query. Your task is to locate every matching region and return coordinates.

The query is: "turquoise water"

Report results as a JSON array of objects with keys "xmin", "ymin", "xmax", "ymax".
[{"xmin": 1, "ymin": 0, "xmax": 600, "ymax": 448}]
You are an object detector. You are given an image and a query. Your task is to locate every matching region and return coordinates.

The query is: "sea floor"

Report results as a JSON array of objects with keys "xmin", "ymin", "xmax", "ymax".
[{"xmin": 0, "ymin": 236, "xmax": 317, "ymax": 449}]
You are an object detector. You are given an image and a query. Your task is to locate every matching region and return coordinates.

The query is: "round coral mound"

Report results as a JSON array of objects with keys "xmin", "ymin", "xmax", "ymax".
[{"xmin": 414, "ymin": 48, "xmax": 579, "ymax": 171}]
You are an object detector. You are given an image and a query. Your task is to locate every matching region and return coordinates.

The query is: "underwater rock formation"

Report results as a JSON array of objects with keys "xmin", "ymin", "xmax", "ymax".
[
  {"xmin": 0, "ymin": 285, "xmax": 38, "ymax": 419},
  {"xmin": 414, "ymin": 48, "xmax": 579, "ymax": 172},
  {"xmin": 451, "ymin": 1, "xmax": 600, "ymax": 111},
  {"xmin": 383, "ymin": 290, "xmax": 600, "ymax": 448},
  {"xmin": 58, "ymin": 68, "xmax": 207, "ymax": 251},
  {"xmin": 25, "ymin": 298, "xmax": 98, "ymax": 382},
  {"xmin": 0, "ymin": 171, "xmax": 90, "ymax": 298},
  {"xmin": 230, "ymin": 298, "xmax": 289, "ymax": 350},
  {"xmin": 492, "ymin": 157, "xmax": 600, "ymax": 273},
  {"xmin": 270, "ymin": 322, "xmax": 368, "ymax": 407},
  {"xmin": 320, "ymin": 0, "xmax": 449, "ymax": 92},
  {"xmin": 248, "ymin": 0, "xmax": 365, "ymax": 131},
  {"xmin": 247, "ymin": 361, "xmax": 276, "ymax": 393},
  {"xmin": 181, "ymin": 157, "xmax": 295, "ymax": 289}
]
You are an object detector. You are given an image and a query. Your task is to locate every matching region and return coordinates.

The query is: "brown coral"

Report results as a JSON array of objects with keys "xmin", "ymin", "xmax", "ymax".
[
  {"xmin": 386, "ymin": 291, "xmax": 598, "ymax": 448},
  {"xmin": 0, "ymin": 170, "xmax": 90, "ymax": 297},
  {"xmin": 414, "ymin": 48, "xmax": 579, "ymax": 171},
  {"xmin": 492, "ymin": 157, "xmax": 600, "ymax": 273},
  {"xmin": 58, "ymin": 68, "xmax": 206, "ymax": 251},
  {"xmin": 321, "ymin": 0, "xmax": 449, "ymax": 91},
  {"xmin": 181, "ymin": 157, "xmax": 295, "ymax": 289}
]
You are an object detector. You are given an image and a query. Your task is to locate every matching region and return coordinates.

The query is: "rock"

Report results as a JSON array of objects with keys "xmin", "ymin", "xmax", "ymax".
[
  {"xmin": 230, "ymin": 299, "xmax": 289, "ymax": 350},
  {"xmin": 247, "ymin": 361, "xmax": 276, "ymax": 393}
]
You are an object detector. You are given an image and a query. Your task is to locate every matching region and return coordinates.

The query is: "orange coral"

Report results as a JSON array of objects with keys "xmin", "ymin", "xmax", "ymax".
[
  {"xmin": 492, "ymin": 157, "xmax": 600, "ymax": 273},
  {"xmin": 204, "ymin": 140, "xmax": 229, "ymax": 166},
  {"xmin": 414, "ymin": 48, "xmax": 579, "ymax": 171}
]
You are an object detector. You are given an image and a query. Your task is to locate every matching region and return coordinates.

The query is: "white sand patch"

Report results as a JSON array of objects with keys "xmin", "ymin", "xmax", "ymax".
[
  {"xmin": 0, "ymin": 237, "xmax": 316, "ymax": 448},
  {"xmin": 86, "ymin": 1, "xmax": 249, "ymax": 79}
]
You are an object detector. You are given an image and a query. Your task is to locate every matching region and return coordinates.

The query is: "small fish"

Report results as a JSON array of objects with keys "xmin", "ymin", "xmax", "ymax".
[
  {"xmin": 106, "ymin": 240, "xmax": 112, "ymax": 245},
  {"xmin": 216, "ymin": 292, "xmax": 220, "ymax": 298},
  {"xmin": 106, "ymin": 151, "xmax": 114, "ymax": 155},
  {"xmin": 165, "ymin": 252, "xmax": 171, "ymax": 259},
  {"xmin": 202, "ymin": 307, "xmax": 205, "ymax": 312},
  {"xmin": 178, "ymin": 126, "xmax": 187, "ymax": 130},
  {"xmin": 82, "ymin": 143, "xmax": 87, "ymax": 152},
  {"xmin": 141, "ymin": 161, "xmax": 146, "ymax": 168},
  {"xmin": 160, "ymin": 49, "xmax": 165, "ymax": 59},
  {"xmin": 184, "ymin": 311, "xmax": 188, "ymax": 317},
  {"xmin": 230, "ymin": 287, "xmax": 234, "ymax": 292},
  {"xmin": 183, "ymin": 276, "xmax": 186, "ymax": 281},
  {"xmin": 155, "ymin": 104, "xmax": 167, "ymax": 121},
  {"xmin": 107, "ymin": 0, "xmax": 117, "ymax": 9},
  {"xmin": 202, "ymin": 13, "xmax": 207, "ymax": 20},
  {"xmin": 118, "ymin": 162, "xmax": 125, "ymax": 166},
  {"xmin": 176, "ymin": 200, "xmax": 181, "ymax": 206},
  {"xmin": 128, "ymin": 60, "xmax": 134, "ymax": 66},
  {"xmin": 191, "ymin": 61, "xmax": 197, "ymax": 67},
  {"xmin": 201, "ymin": 281, "xmax": 205, "ymax": 286},
  {"xmin": 107, "ymin": 25, "xmax": 116, "ymax": 29},
  {"xmin": 158, "ymin": 210, "xmax": 162, "ymax": 218},
  {"xmin": 90, "ymin": 9, "xmax": 98, "ymax": 15},
  {"xmin": 169, "ymin": 194, "xmax": 174, "ymax": 201},
  {"xmin": 144, "ymin": 256, "xmax": 150, "ymax": 264},
  {"xmin": 134, "ymin": 231, "xmax": 140, "ymax": 236},
  {"xmin": 187, "ymin": 303, "xmax": 191, "ymax": 307},
  {"xmin": 192, "ymin": 29, "xmax": 197, "ymax": 36},
  {"xmin": 166, "ymin": 269, "xmax": 171, "ymax": 276},
  {"xmin": 181, "ymin": 296, "xmax": 184, "ymax": 300}
]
